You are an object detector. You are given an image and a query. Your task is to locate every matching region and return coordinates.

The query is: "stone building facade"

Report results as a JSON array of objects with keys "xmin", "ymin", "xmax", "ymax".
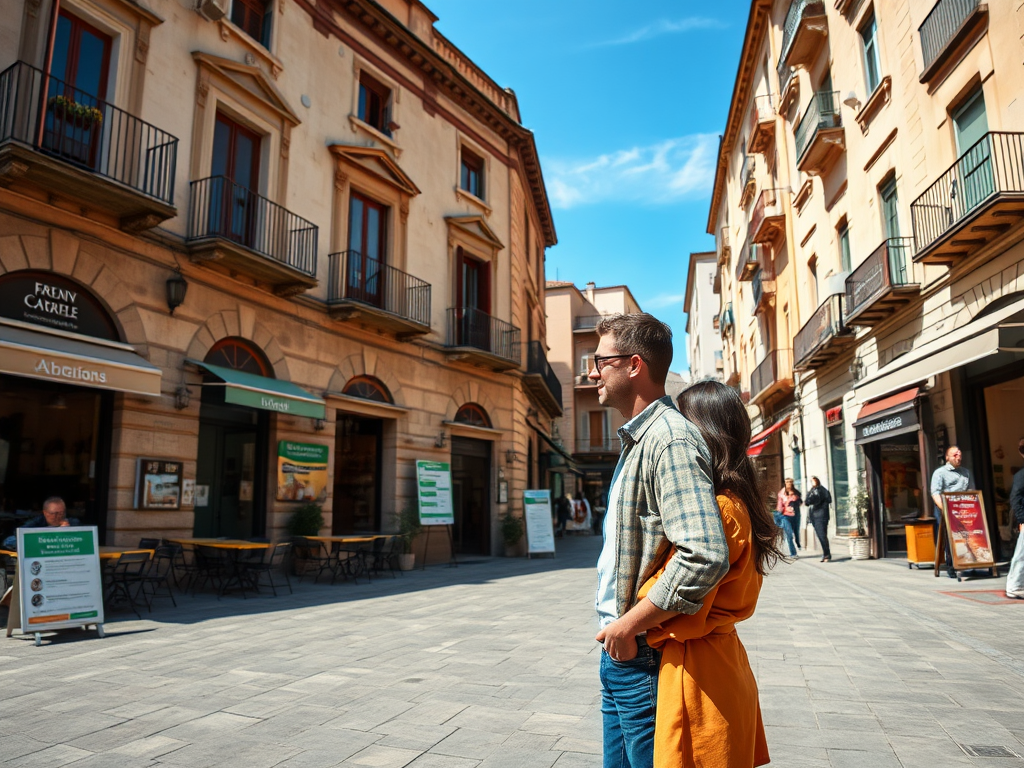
[{"xmin": 683, "ymin": 251, "xmax": 723, "ymax": 382}]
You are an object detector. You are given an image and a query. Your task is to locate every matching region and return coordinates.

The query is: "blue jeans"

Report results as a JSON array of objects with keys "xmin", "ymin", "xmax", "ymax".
[
  {"xmin": 780, "ymin": 516, "xmax": 797, "ymax": 556},
  {"xmin": 600, "ymin": 639, "xmax": 660, "ymax": 768}
]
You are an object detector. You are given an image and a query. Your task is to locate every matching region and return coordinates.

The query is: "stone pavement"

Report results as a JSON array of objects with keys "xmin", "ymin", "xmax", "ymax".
[{"xmin": 1, "ymin": 535, "xmax": 1022, "ymax": 767}]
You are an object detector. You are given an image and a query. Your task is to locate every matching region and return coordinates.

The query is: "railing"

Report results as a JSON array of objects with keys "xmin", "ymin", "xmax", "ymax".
[
  {"xmin": 526, "ymin": 341, "xmax": 562, "ymax": 407},
  {"xmin": 777, "ymin": 62, "xmax": 796, "ymax": 98},
  {"xmin": 574, "ymin": 437, "xmax": 622, "ymax": 454},
  {"xmin": 749, "ymin": 94, "xmax": 776, "ymax": 134},
  {"xmin": 751, "ymin": 349, "xmax": 793, "ymax": 399},
  {"xmin": 845, "ymin": 237, "xmax": 915, "ymax": 319},
  {"xmin": 720, "ymin": 303, "xmax": 734, "ymax": 336},
  {"xmin": 188, "ymin": 176, "xmax": 318, "ymax": 276},
  {"xmin": 327, "ymin": 250, "xmax": 430, "ymax": 326},
  {"xmin": 446, "ymin": 307, "xmax": 520, "ymax": 362},
  {"xmin": 794, "ymin": 293, "xmax": 846, "ymax": 366},
  {"xmin": 910, "ymin": 132, "xmax": 1024, "ymax": 255},
  {"xmin": 0, "ymin": 61, "xmax": 177, "ymax": 205},
  {"xmin": 795, "ymin": 90, "xmax": 841, "ymax": 163},
  {"xmin": 750, "ymin": 188, "xmax": 779, "ymax": 237},
  {"xmin": 737, "ymin": 240, "xmax": 767, "ymax": 280},
  {"xmin": 919, "ymin": 0, "xmax": 983, "ymax": 73},
  {"xmin": 780, "ymin": 0, "xmax": 825, "ymax": 63},
  {"xmin": 574, "ymin": 314, "xmax": 614, "ymax": 330}
]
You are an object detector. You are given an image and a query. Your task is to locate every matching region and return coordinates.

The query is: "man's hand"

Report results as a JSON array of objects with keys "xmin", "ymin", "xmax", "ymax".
[
  {"xmin": 59, "ymin": 521, "xmax": 70, "ymax": 527},
  {"xmin": 596, "ymin": 619, "xmax": 638, "ymax": 662}
]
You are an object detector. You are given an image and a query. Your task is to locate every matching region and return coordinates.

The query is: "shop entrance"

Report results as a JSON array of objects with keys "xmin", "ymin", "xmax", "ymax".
[
  {"xmin": 332, "ymin": 414, "xmax": 382, "ymax": 534},
  {"xmin": 976, "ymin": 372, "xmax": 1024, "ymax": 554},
  {"xmin": 450, "ymin": 436, "xmax": 491, "ymax": 555},
  {"xmin": 875, "ymin": 438, "xmax": 924, "ymax": 554}
]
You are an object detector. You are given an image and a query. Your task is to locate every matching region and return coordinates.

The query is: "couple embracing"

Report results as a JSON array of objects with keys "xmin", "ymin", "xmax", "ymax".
[{"xmin": 591, "ymin": 313, "xmax": 782, "ymax": 768}]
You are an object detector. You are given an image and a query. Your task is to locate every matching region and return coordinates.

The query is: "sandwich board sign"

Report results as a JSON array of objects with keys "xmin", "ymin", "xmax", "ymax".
[
  {"xmin": 523, "ymin": 489, "xmax": 556, "ymax": 557},
  {"xmin": 416, "ymin": 460, "xmax": 455, "ymax": 525}
]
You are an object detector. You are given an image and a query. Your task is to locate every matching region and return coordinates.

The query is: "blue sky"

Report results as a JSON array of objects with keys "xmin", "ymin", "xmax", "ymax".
[{"xmin": 426, "ymin": 0, "xmax": 750, "ymax": 372}]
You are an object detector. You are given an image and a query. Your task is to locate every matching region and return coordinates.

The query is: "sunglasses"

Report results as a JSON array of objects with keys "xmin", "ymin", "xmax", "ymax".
[{"xmin": 592, "ymin": 353, "xmax": 638, "ymax": 372}]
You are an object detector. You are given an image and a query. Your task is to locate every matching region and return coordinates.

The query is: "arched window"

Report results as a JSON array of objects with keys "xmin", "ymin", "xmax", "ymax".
[
  {"xmin": 342, "ymin": 375, "xmax": 392, "ymax": 403},
  {"xmin": 455, "ymin": 403, "xmax": 491, "ymax": 428},
  {"xmin": 205, "ymin": 337, "xmax": 272, "ymax": 377}
]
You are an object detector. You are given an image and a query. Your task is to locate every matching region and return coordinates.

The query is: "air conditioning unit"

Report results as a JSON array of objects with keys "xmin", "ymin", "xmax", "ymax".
[{"xmin": 196, "ymin": 0, "xmax": 229, "ymax": 22}]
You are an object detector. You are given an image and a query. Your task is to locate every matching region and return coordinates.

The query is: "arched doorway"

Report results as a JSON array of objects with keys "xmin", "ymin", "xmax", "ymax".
[
  {"xmin": 333, "ymin": 376, "xmax": 392, "ymax": 534},
  {"xmin": 450, "ymin": 403, "xmax": 492, "ymax": 555},
  {"xmin": 194, "ymin": 337, "xmax": 272, "ymax": 538}
]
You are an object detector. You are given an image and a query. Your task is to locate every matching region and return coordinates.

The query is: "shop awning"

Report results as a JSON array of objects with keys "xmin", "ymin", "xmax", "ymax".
[
  {"xmin": 855, "ymin": 296, "xmax": 1024, "ymax": 403},
  {"xmin": 187, "ymin": 359, "xmax": 326, "ymax": 419},
  {"xmin": 534, "ymin": 427, "xmax": 581, "ymax": 475},
  {"xmin": 748, "ymin": 416, "xmax": 790, "ymax": 457},
  {"xmin": 853, "ymin": 387, "xmax": 920, "ymax": 445},
  {"xmin": 0, "ymin": 319, "xmax": 161, "ymax": 396}
]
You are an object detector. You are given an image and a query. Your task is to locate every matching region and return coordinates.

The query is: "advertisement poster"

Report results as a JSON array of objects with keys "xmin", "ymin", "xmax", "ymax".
[
  {"xmin": 277, "ymin": 441, "xmax": 329, "ymax": 502},
  {"xmin": 17, "ymin": 526, "xmax": 104, "ymax": 634},
  {"xmin": 524, "ymin": 490, "xmax": 556, "ymax": 556},
  {"xmin": 416, "ymin": 460, "xmax": 455, "ymax": 525},
  {"xmin": 135, "ymin": 459, "xmax": 182, "ymax": 510},
  {"xmin": 941, "ymin": 491, "xmax": 995, "ymax": 569}
]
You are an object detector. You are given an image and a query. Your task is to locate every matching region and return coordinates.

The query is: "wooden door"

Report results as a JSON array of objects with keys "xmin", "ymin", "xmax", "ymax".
[
  {"xmin": 211, "ymin": 114, "xmax": 262, "ymax": 246},
  {"xmin": 347, "ymin": 193, "xmax": 388, "ymax": 307}
]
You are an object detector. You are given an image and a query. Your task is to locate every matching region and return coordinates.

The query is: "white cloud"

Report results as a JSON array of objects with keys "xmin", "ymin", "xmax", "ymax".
[
  {"xmin": 544, "ymin": 134, "xmax": 718, "ymax": 209},
  {"xmin": 590, "ymin": 17, "xmax": 725, "ymax": 48},
  {"xmin": 642, "ymin": 293, "xmax": 687, "ymax": 309}
]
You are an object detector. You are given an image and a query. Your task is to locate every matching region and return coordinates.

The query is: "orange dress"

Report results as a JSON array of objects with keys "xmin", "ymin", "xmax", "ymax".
[{"xmin": 637, "ymin": 491, "xmax": 770, "ymax": 768}]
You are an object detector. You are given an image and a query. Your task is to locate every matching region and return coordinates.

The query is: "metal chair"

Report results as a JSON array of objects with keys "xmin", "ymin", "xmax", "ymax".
[
  {"xmin": 334, "ymin": 540, "xmax": 373, "ymax": 584},
  {"xmin": 107, "ymin": 551, "xmax": 151, "ymax": 618},
  {"xmin": 289, "ymin": 537, "xmax": 334, "ymax": 583},
  {"xmin": 370, "ymin": 536, "xmax": 400, "ymax": 578},
  {"xmin": 190, "ymin": 545, "xmax": 229, "ymax": 595},
  {"xmin": 138, "ymin": 538, "xmax": 160, "ymax": 550},
  {"xmin": 242, "ymin": 542, "xmax": 293, "ymax": 596},
  {"xmin": 140, "ymin": 545, "xmax": 178, "ymax": 609}
]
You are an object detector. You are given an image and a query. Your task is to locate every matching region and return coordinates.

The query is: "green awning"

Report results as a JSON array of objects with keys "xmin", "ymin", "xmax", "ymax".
[{"xmin": 187, "ymin": 359, "xmax": 326, "ymax": 419}]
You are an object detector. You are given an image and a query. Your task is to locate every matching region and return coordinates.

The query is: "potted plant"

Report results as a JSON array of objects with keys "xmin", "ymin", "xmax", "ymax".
[
  {"xmin": 846, "ymin": 486, "xmax": 871, "ymax": 560},
  {"xmin": 501, "ymin": 510, "xmax": 525, "ymax": 557},
  {"xmin": 286, "ymin": 502, "xmax": 323, "ymax": 575},
  {"xmin": 398, "ymin": 505, "xmax": 422, "ymax": 570},
  {"xmin": 48, "ymin": 95, "xmax": 103, "ymax": 127}
]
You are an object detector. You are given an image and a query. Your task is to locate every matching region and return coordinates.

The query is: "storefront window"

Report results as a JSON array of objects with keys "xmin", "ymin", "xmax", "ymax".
[{"xmin": 828, "ymin": 423, "xmax": 850, "ymax": 530}]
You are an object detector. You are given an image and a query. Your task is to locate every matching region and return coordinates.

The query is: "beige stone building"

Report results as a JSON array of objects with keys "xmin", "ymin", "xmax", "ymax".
[
  {"xmin": 708, "ymin": 0, "xmax": 1024, "ymax": 559},
  {"xmin": 545, "ymin": 281, "xmax": 641, "ymax": 515},
  {"xmin": 0, "ymin": 0, "xmax": 561, "ymax": 557}
]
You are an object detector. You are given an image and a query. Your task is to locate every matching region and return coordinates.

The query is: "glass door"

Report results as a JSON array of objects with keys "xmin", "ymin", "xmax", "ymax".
[
  {"xmin": 347, "ymin": 193, "xmax": 388, "ymax": 308},
  {"xmin": 211, "ymin": 113, "xmax": 262, "ymax": 248},
  {"xmin": 880, "ymin": 177, "xmax": 907, "ymax": 283},
  {"xmin": 953, "ymin": 88, "xmax": 992, "ymax": 219},
  {"xmin": 455, "ymin": 248, "xmax": 491, "ymax": 349}
]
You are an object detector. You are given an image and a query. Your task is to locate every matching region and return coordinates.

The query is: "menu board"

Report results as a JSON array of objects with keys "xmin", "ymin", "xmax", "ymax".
[
  {"xmin": 940, "ymin": 491, "xmax": 995, "ymax": 569},
  {"xmin": 416, "ymin": 460, "xmax": 454, "ymax": 525},
  {"xmin": 17, "ymin": 526, "xmax": 104, "ymax": 634},
  {"xmin": 277, "ymin": 441, "xmax": 329, "ymax": 502},
  {"xmin": 135, "ymin": 459, "xmax": 182, "ymax": 509},
  {"xmin": 524, "ymin": 490, "xmax": 556, "ymax": 555}
]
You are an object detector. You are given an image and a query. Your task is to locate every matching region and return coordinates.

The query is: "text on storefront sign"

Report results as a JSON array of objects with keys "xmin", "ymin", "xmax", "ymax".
[{"xmin": 34, "ymin": 358, "xmax": 107, "ymax": 384}]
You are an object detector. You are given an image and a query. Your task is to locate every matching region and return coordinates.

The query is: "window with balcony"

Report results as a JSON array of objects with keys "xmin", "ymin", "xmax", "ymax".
[
  {"xmin": 231, "ymin": 0, "xmax": 272, "ymax": 48},
  {"xmin": 358, "ymin": 72, "xmax": 392, "ymax": 136},
  {"xmin": 460, "ymin": 147, "xmax": 485, "ymax": 200},
  {"xmin": 838, "ymin": 222, "xmax": 851, "ymax": 272},
  {"xmin": 880, "ymin": 176, "xmax": 900, "ymax": 239},
  {"xmin": 344, "ymin": 192, "xmax": 388, "ymax": 307},
  {"xmin": 860, "ymin": 12, "xmax": 882, "ymax": 95},
  {"xmin": 206, "ymin": 113, "xmax": 263, "ymax": 247}
]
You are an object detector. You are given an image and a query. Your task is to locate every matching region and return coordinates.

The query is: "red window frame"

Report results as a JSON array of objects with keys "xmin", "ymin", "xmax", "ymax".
[
  {"xmin": 455, "ymin": 247, "xmax": 490, "ymax": 314},
  {"xmin": 358, "ymin": 72, "xmax": 391, "ymax": 134},
  {"xmin": 455, "ymin": 403, "xmax": 492, "ymax": 428},
  {"xmin": 231, "ymin": 0, "xmax": 269, "ymax": 46},
  {"xmin": 206, "ymin": 337, "xmax": 272, "ymax": 377}
]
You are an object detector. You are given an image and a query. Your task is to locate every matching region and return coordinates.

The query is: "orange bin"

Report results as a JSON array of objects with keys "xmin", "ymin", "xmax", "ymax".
[{"xmin": 905, "ymin": 519, "xmax": 936, "ymax": 568}]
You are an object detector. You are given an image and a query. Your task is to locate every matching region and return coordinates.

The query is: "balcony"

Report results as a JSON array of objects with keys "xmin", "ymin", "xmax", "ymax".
[
  {"xmin": 747, "ymin": 95, "xmax": 777, "ymax": 155},
  {"xmin": 919, "ymin": 0, "xmax": 989, "ymax": 84},
  {"xmin": 445, "ymin": 307, "xmax": 520, "ymax": 370},
  {"xmin": 752, "ymin": 268, "xmax": 775, "ymax": 313},
  {"xmin": 750, "ymin": 348, "xmax": 794, "ymax": 404},
  {"xmin": 777, "ymin": 63, "xmax": 799, "ymax": 112},
  {"xmin": 573, "ymin": 314, "xmax": 613, "ymax": 332},
  {"xmin": 780, "ymin": 0, "xmax": 828, "ymax": 70},
  {"xmin": 910, "ymin": 132, "xmax": 1024, "ymax": 265},
  {"xmin": 793, "ymin": 293, "xmax": 855, "ymax": 371},
  {"xmin": 573, "ymin": 437, "xmax": 622, "ymax": 456},
  {"xmin": 795, "ymin": 91, "xmax": 844, "ymax": 175},
  {"xmin": 720, "ymin": 303, "xmax": 734, "ymax": 338},
  {"xmin": 845, "ymin": 238, "xmax": 920, "ymax": 327},
  {"xmin": 326, "ymin": 250, "xmax": 430, "ymax": 337},
  {"xmin": 750, "ymin": 188, "xmax": 785, "ymax": 244},
  {"xmin": 187, "ymin": 176, "xmax": 318, "ymax": 296},
  {"xmin": 0, "ymin": 61, "xmax": 177, "ymax": 232},
  {"xmin": 524, "ymin": 341, "xmax": 563, "ymax": 416},
  {"xmin": 739, "ymin": 155, "xmax": 757, "ymax": 207},
  {"xmin": 717, "ymin": 225, "xmax": 731, "ymax": 265},
  {"xmin": 736, "ymin": 241, "xmax": 766, "ymax": 281}
]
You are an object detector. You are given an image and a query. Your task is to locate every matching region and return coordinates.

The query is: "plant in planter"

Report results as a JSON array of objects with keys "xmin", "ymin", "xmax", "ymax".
[
  {"xmin": 48, "ymin": 95, "xmax": 103, "ymax": 127},
  {"xmin": 501, "ymin": 511, "xmax": 525, "ymax": 557},
  {"xmin": 398, "ymin": 505, "xmax": 422, "ymax": 570},
  {"xmin": 846, "ymin": 486, "xmax": 871, "ymax": 560},
  {"xmin": 285, "ymin": 501, "xmax": 324, "ymax": 537}
]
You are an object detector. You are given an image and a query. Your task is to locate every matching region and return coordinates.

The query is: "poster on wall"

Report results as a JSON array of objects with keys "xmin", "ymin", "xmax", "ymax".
[
  {"xmin": 277, "ymin": 442, "xmax": 329, "ymax": 502},
  {"xmin": 940, "ymin": 491, "xmax": 995, "ymax": 570},
  {"xmin": 17, "ymin": 526, "xmax": 104, "ymax": 636},
  {"xmin": 135, "ymin": 459, "xmax": 182, "ymax": 509},
  {"xmin": 416, "ymin": 460, "xmax": 454, "ymax": 525},
  {"xmin": 524, "ymin": 490, "xmax": 556, "ymax": 556}
]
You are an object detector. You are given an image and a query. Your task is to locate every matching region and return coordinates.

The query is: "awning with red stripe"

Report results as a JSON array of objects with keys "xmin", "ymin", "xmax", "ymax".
[
  {"xmin": 748, "ymin": 416, "xmax": 790, "ymax": 457},
  {"xmin": 855, "ymin": 387, "xmax": 918, "ymax": 422}
]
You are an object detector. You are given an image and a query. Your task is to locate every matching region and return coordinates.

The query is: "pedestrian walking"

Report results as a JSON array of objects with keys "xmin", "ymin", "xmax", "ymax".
[
  {"xmin": 805, "ymin": 476, "xmax": 832, "ymax": 562},
  {"xmin": 590, "ymin": 313, "xmax": 728, "ymax": 768},
  {"xmin": 930, "ymin": 445, "xmax": 973, "ymax": 578},
  {"xmin": 775, "ymin": 480, "xmax": 799, "ymax": 557},
  {"xmin": 1006, "ymin": 438, "xmax": 1024, "ymax": 600}
]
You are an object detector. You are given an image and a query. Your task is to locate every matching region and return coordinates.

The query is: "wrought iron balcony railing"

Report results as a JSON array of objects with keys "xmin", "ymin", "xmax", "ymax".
[
  {"xmin": 327, "ymin": 250, "xmax": 430, "ymax": 327},
  {"xmin": 446, "ymin": 307, "xmax": 520, "ymax": 363},
  {"xmin": 780, "ymin": 0, "xmax": 825, "ymax": 65},
  {"xmin": 750, "ymin": 348, "xmax": 793, "ymax": 401},
  {"xmin": 845, "ymin": 237, "xmax": 917, "ymax": 324},
  {"xmin": 794, "ymin": 293, "xmax": 851, "ymax": 370},
  {"xmin": 0, "ymin": 60, "xmax": 177, "ymax": 205},
  {"xmin": 919, "ymin": 0, "xmax": 985, "ymax": 76},
  {"xmin": 526, "ymin": 340, "xmax": 562, "ymax": 410},
  {"xmin": 795, "ymin": 90, "xmax": 842, "ymax": 164},
  {"xmin": 187, "ymin": 175, "xmax": 318, "ymax": 276}
]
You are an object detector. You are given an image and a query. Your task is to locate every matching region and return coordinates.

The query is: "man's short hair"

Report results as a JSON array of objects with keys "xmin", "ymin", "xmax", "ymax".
[
  {"xmin": 945, "ymin": 445, "xmax": 960, "ymax": 460},
  {"xmin": 811, "ymin": 476, "xmax": 820, "ymax": 483},
  {"xmin": 595, "ymin": 313, "xmax": 673, "ymax": 385},
  {"xmin": 42, "ymin": 496, "xmax": 65, "ymax": 511}
]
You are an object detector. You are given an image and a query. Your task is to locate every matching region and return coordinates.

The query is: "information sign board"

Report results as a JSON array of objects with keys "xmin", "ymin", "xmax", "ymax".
[
  {"xmin": 135, "ymin": 459, "xmax": 182, "ymax": 509},
  {"xmin": 523, "ymin": 490, "xmax": 556, "ymax": 556},
  {"xmin": 416, "ymin": 460, "xmax": 455, "ymax": 525},
  {"xmin": 940, "ymin": 491, "xmax": 995, "ymax": 570},
  {"xmin": 17, "ymin": 526, "xmax": 104, "ymax": 637}
]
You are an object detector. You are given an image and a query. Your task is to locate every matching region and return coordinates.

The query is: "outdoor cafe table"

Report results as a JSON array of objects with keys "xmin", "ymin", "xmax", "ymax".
[
  {"xmin": 166, "ymin": 538, "xmax": 270, "ymax": 597},
  {"xmin": 307, "ymin": 535, "xmax": 395, "ymax": 581}
]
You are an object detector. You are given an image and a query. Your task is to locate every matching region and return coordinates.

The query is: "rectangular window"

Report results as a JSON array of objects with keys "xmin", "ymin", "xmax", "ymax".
[
  {"xmin": 347, "ymin": 192, "xmax": 388, "ymax": 308},
  {"xmin": 232, "ymin": 0, "xmax": 271, "ymax": 48},
  {"xmin": 358, "ymin": 72, "xmax": 391, "ymax": 135},
  {"xmin": 460, "ymin": 148, "xmax": 484, "ymax": 199},
  {"xmin": 880, "ymin": 177, "xmax": 900, "ymax": 239},
  {"xmin": 838, "ymin": 222, "xmax": 852, "ymax": 272},
  {"xmin": 860, "ymin": 12, "xmax": 881, "ymax": 94}
]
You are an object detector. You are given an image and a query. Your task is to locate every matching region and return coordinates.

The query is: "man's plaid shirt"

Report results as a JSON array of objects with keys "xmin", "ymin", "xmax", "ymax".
[{"xmin": 609, "ymin": 396, "xmax": 728, "ymax": 619}]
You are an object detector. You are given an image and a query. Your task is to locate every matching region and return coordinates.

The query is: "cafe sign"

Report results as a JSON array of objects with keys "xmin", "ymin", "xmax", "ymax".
[
  {"xmin": 224, "ymin": 385, "xmax": 326, "ymax": 418},
  {"xmin": 854, "ymin": 403, "xmax": 919, "ymax": 444},
  {"xmin": 0, "ymin": 271, "xmax": 119, "ymax": 340}
]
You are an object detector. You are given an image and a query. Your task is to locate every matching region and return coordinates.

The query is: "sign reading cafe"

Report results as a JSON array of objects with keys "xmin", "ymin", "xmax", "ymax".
[{"xmin": 0, "ymin": 271, "xmax": 119, "ymax": 339}]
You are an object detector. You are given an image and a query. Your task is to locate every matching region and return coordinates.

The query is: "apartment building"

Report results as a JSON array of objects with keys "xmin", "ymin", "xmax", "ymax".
[
  {"xmin": 545, "ymin": 281, "xmax": 641, "ymax": 513},
  {"xmin": 0, "ymin": 0, "xmax": 560, "ymax": 557},
  {"xmin": 684, "ymin": 251, "xmax": 724, "ymax": 381},
  {"xmin": 709, "ymin": 0, "xmax": 1024, "ymax": 560}
]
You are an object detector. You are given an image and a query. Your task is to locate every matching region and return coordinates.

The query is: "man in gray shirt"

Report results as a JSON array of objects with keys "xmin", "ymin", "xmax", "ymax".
[{"xmin": 930, "ymin": 445, "xmax": 972, "ymax": 578}]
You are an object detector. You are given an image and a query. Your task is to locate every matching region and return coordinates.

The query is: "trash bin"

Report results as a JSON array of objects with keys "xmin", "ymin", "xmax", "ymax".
[{"xmin": 905, "ymin": 519, "xmax": 936, "ymax": 569}]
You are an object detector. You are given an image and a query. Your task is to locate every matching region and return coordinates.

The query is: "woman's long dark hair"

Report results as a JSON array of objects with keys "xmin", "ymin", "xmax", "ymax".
[{"xmin": 677, "ymin": 380, "xmax": 784, "ymax": 575}]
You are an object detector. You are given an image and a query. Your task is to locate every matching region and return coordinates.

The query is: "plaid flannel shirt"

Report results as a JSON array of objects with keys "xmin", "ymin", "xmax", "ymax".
[{"xmin": 611, "ymin": 396, "xmax": 728, "ymax": 618}]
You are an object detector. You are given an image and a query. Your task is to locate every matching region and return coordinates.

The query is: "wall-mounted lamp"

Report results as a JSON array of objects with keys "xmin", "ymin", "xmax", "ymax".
[
  {"xmin": 313, "ymin": 418, "xmax": 327, "ymax": 432},
  {"xmin": 166, "ymin": 269, "xmax": 188, "ymax": 315},
  {"xmin": 434, "ymin": 430, "xmax": 448, "ymax": 449},
  {"xmin": 842, "ymin": 91, "xmax": 861, "ymax": 110},
  {"xmin": 506, "ymin": 449, "xmax": 520, "ymax": 465},
  {"xmin": 174, "ymin": 385, "xmax": 191, "ymax": 410}
]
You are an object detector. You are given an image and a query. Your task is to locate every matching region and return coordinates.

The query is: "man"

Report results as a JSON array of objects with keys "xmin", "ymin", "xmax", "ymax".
[
  {"xmin": 805, "ymin": 476, "xmax": 832, "ymax": 562},
  {"xmin": 1, "ymin": 496, "xmax": 76, "ymax": 551},
  {"xmin": 591, "ymin": 313, "xmax": 728, "ymax": 768},
  {"xmin": 1006, "ymin": 438, "xmax": 1024, "ymax": 600},
  {"xmin": 930, "ymin": 445, "xmax": 973, "ymax": 578}
]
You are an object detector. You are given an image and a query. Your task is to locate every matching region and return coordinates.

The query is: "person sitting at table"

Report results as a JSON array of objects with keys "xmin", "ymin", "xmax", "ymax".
[{"xmin": 1, "ymin": 497, "xmax": 78, "ymax": 551}]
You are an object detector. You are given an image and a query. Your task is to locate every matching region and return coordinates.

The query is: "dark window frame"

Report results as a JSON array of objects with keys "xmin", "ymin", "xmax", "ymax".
[
  {"xmin": 460, "ymin": 147, "xmax": 485, "ymax": 200},
  {"xmin": 357, "ymin": 72, "xmax": 392, "ymax": 135},
  {"xmin": 231, "ymin": 0, "xmax": 273, "ymax": 48}
]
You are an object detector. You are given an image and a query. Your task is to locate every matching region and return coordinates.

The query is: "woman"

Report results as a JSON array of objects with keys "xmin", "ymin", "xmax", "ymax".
[
  {"xmin": 804, "ymin": 476, "xmax": 832, "ymax": 562},
  {"xmin": 638, "ymin": 381, "xmax": 782, "ymax": 768},
  {"xmin": 776, "ymin": 479, "xmax": 800, "ymax": 557}
]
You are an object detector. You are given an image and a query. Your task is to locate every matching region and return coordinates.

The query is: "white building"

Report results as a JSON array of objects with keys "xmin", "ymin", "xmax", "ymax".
[{"xmin": 684, "ymin": 252, "xmax": 723, "ymax": 381}]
